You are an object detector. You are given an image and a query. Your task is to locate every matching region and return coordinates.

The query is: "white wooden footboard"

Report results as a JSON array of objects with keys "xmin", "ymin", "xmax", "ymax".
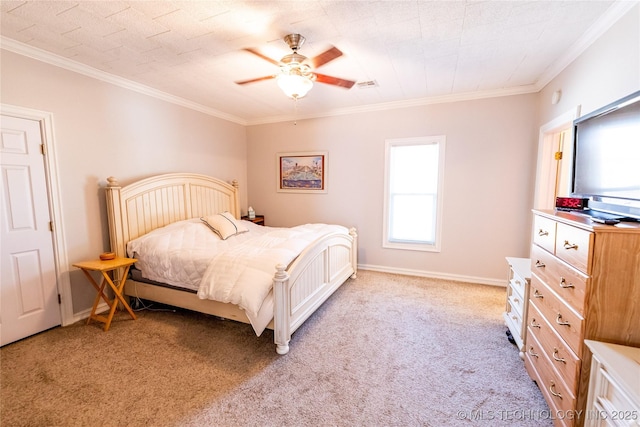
[
  {"xmin": 106, "ymin": 173, "xmax": 358, "ymax": 354},
  {"xmin": 273, "ymin": 228, "xmax": 358, "ymax": 354}
]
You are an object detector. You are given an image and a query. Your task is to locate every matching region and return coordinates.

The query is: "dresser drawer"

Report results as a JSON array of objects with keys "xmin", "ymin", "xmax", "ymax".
[
  {"xmin": 530, "ymin": 245, "xmax": 588, "ymax": 315},
  {"xmin": 530, "ymin": 276, "xmax": 584, "ymax": 356},
  {"xmin": 585, "ymin": 342, "xmax": 640, "ymax": 427},
  {"xmin": 525, "ymin": 328, "xmax": 577, "ymax": 417},
  {"xmin": 594, "ymin": 367, "xmax": 638, "ymax": 425},
  {"xmin": 510, "ymin": 274, "xmax": 527, "ymax": 300},
  {"xmin": 534, "ymin": 215, "xmax": 557, "ymax": 254},
  {"xmin": 509, "ymin": 290, "xmax": 526, "ymax": 315},
  {"xmin": 507, "ymin": 299, "xmax": 524, "ymax": 334},
  {"xmin": 527, "ymin": 302, "xmax": 581, "ymax": 392},
  {"xmin": 504, "ymin": 302, "xmax": 524, "ymax": 347},
  {"xmin": 555, "ymin": 222, "xmax": 593, "ymax": 274}
]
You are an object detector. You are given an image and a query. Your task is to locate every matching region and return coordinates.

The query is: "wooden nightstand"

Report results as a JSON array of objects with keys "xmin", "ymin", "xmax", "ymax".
[
  {"xmin": 241, "ymin": 215, "xmax": 265, "ymax": 225},
  {"xmin": 73, "ymin": 257, "xmax": 137, "ymax": 331}
]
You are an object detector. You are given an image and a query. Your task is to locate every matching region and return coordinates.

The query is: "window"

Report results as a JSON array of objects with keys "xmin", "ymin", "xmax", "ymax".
[{"xmin": 383, "ymin": 136, "xmax": 446, "ymax": 252}]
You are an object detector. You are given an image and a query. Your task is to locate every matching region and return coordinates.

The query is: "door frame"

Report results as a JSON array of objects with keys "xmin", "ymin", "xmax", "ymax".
[
  {"xmin": 533, "ymin": 106, "xmax": 582, "ymax": 210},
  {"xmin": 1, "ymin": 104, "xmax": 73, "ymax": 326}
]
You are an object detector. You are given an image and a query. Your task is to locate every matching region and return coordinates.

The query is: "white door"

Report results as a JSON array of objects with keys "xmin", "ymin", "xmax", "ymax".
[{"xmin": 0, "ymin": 114, "xmax": 61, "ymax": 346}]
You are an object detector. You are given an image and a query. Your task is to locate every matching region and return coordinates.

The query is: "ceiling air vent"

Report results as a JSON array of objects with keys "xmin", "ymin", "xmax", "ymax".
[{"xmin": 356, "ymin": 80, "xmax": 378, "ymax": 89}]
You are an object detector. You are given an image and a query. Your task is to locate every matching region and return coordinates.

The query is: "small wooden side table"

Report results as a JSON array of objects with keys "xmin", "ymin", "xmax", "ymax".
[
  {"xmin": 241, "ymin": 215, "xmax": 265, "ymax": 225},
  {"xmin": 73, "ymin": 257, "xmax": 137, "ymax": 331}
]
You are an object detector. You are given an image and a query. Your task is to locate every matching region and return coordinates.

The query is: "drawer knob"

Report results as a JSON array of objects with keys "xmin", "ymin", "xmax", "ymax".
[
  {"xmin": 563, "ymin": 240, "xmax": 578, "ymax": 250},
  {"xmin": 538, "ymin": 229, "xmax": 549, "ymax": 237},
  {"xmin": 535, "ymin": 260, "xmax": 545, "ymax": 268},
  {"xmin": 530, "ymin": 319, "xmax": 541, "ymax": 329},
  {"xmin": 552, "ymin": 348, "xmax": 567, "ymax": 364},
  {"xmin": 559, "ymin": 277, "xmax": 575, "ymax": 289},
  {"xmin": 555, "ymin": 313, "xmax": 571, "ymax": 327},
  {"xmin": 533, "ymin": 289, "xmax": 543, "ymax": 299},
  {"xmin": 528, "ymin": 346, "xmax": 539, "ymax": 358},
  {"xmin": 549, "ymin": 381, "xmax": 563, "ymax": 399}
]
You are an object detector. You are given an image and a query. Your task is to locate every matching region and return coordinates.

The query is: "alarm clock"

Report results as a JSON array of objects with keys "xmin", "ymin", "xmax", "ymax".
[{"xmin": 555, "ymin": 196, "xmax": 589, "ymax": 211}]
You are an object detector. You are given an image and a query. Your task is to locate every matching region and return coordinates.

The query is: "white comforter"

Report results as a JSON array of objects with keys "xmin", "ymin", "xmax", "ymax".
[
  {"xmin": 127, "ymin": 219, "xmax": 347, "ymax": 335},
  {"xmin": 197, "ymin": 223, "xmax": 346, "ymax": 318},
  {"xmin": 127, "ymin": 219, "xmax": 269, "ymax": 291}
]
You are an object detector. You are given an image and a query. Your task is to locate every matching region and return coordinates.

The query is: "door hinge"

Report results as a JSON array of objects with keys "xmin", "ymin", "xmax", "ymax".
[
  {"xmin": 58, "ymin": 294, "xmax": 61, "ymax": 304},
  {"xmin": 49, "ymin": 221, "xmax": 54, "ymax": 232},
  {"xmin": 41, "ymin": 144, "xmax": 46, "ymax": 155},
  {"xmin": 554, "ymin": 151, "xmax": 563, "ymax": 160}
]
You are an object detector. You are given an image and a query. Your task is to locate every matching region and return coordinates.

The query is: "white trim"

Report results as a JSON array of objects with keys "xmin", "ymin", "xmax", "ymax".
[
  {"xmin": 1, "ymin": 35, "xmax": 537, "ymax": 126},
  {"xmin": 0, "ymin": 103, "xmax": 74, "ymax": 326},
  {"xmin": 358, "ymin": 264, "xmax": 505, "ymax": 287},
  {"xmin": 76, "ymin": 302, "xmax": 110, "ymax": 323},
  {"xmin": 383, "ymin": 136, "xmax": 446, "ymax": 252},
  {"xmin": 533, "ymin": 106, "xmax": 582, "ymax": 209},
  {"xmin": 1, "ymin": 0, "xmax": 632, "ymax": 126},
  {"xmin": 0, "ymin": 37, "xmax": 246, "ymax": 126},
  {"xmin": 250, "ymin": 86, "xmax": 539, "ymax": 125},
  {"xmin": 534, "ymin": 1, "xmax": 639, "ymax": 92}
]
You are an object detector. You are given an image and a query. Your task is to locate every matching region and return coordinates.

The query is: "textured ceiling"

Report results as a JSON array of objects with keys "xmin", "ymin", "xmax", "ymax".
[{"xmin": 0, "ymin": 1, "xmax": 633, "ymax": 124}]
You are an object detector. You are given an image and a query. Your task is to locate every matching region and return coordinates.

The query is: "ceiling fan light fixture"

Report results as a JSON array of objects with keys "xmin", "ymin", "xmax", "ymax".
[
  {"xmin": 237, "ymin": 34, "xmax": 355, "ymax": 97},
  {"xmin": 277, "ymin": 71, "xmax": 313, "ymax": 99}
]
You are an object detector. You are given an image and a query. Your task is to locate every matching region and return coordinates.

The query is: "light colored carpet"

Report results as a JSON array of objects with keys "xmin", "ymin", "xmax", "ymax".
[{"xmin": 1, "ymin": 270, "xmax": 552, "ymax": 426}]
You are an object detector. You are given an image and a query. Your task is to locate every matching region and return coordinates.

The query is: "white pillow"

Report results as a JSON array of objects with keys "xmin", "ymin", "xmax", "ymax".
[{"xmin": 200, "ymin": 212, "xmax": 248, "ymax": 240}]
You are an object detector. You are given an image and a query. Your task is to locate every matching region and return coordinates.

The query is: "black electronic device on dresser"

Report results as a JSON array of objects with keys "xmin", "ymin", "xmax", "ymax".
[
  {"xmin": 555, "ymin": 196, "xmax": 589, "ymax": 211},
  {"xmin": 571, "ymin": 90, "xmax": 640, "ymax": 221}
]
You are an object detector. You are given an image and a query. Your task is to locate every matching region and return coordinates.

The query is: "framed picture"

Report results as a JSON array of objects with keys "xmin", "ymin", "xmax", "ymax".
[{"xmin": 277, "ymin": 151, "xmax": 328, "ymax": 193}]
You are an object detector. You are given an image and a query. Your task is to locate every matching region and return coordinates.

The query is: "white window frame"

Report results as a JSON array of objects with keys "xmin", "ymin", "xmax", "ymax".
[{"xmin": 383, "ymin": 136, "xmax": 446, "ymax": 252}]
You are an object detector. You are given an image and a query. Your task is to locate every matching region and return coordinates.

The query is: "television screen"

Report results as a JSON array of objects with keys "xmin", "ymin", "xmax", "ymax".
[{"xmin": 572, "ymin": 91, "xmax": 640, "ymax": 219}]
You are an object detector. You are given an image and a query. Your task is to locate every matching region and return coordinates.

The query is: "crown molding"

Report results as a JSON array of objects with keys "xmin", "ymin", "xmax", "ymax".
[
  {"xmin": 534, "ymin": 0, "xmax": 639, "ymax": 92},
  {"xmin": 6, "ymin": 34, "xmax": 534, "ymax": 126},
  {"xmin": 246, "ymin": 85, "xmax": 539, "ymax": 125},
  {"xmin": 0, "ymin": 36, "xmax": 247, "ymax": 126},
  {"xmin": 2, "ymin": 1, "xmax": 635, "ymax": 126},
  {"xmin": 252, "ymin": 1, "xmax": 638, "ymax": 125}
]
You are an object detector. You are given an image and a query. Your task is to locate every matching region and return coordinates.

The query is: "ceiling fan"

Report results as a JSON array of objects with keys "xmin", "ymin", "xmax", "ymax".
[{"xmin": 235, "ymin": 34, "xmax": 356, "ymax": 99}]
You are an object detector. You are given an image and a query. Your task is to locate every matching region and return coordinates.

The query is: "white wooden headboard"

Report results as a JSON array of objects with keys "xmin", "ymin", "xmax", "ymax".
[{"xmin": 105, "ymin": 173, "xmax": 240, "ymax": 258}]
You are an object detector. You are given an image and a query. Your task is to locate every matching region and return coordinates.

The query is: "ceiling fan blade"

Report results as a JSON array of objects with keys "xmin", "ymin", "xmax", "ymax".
[
  {"xmin": 308, "ymin": 46, "xmax": 343, "ymax": 68},
  {"xmin": 314, "ymin": 73, "xmax": 356, "ymax": 89},
  {"xmin": 235, "ymin": 75, "xmax": 276, "ymax": 85},
  {"xmin": 242, "ymin": 48, "xmax": 281, "ymax": 66}
]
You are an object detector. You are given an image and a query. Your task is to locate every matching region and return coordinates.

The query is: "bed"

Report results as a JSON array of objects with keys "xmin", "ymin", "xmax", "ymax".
[{"xmin": 105, "ymin": 173, "xmax": 357, "ymax": 354}]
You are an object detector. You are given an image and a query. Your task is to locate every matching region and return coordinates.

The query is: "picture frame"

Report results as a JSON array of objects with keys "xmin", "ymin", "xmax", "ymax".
[{"xmin": 277, "ymin": 151, "xmax": 328, "ymax": 193}]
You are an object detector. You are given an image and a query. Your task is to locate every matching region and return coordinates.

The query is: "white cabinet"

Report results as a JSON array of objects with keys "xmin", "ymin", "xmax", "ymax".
[
  {"xmin": 584, "ymin": 340, "xmax": 640, "ymax": 427},
  {"xmin": 504, "ymin": 257, "xmax": 531, "ymax": 359}
]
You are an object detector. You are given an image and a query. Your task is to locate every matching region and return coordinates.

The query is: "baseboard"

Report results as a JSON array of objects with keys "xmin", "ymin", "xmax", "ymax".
[
  {"xmin": 69, "ymin": 302, "xmax": 110, "ymax": 325},
  {"xmin": 357, "ymin": 264, "xmax": 505, "ymax": 287},
  {"xmin": 70, "ymin": 270, "xmax": 502, "ymax": 326}
]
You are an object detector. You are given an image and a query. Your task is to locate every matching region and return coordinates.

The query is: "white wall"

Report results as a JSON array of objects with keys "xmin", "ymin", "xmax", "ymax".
[
  {"xmin": 247, "ymin": 95, "xmax": 539, "ymax": 284},
  {"xmin": 538, "ymin": 4, "xmax": 639, "ymax": 124},
  {"xmin": 0, "ymin": 50, "xmax": 247, "ymax": 315}
]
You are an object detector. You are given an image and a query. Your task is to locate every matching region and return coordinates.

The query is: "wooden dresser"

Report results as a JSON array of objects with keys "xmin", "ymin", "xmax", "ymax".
[{"xmin": 524, "ymin": 209, "xmax": 640, "ymax": 427}]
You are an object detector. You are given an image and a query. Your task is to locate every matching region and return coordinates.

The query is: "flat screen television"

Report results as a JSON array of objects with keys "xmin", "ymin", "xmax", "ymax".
[{"xmin": 571, "ymin": 90, "xmax": 640, "ymax": 221}]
